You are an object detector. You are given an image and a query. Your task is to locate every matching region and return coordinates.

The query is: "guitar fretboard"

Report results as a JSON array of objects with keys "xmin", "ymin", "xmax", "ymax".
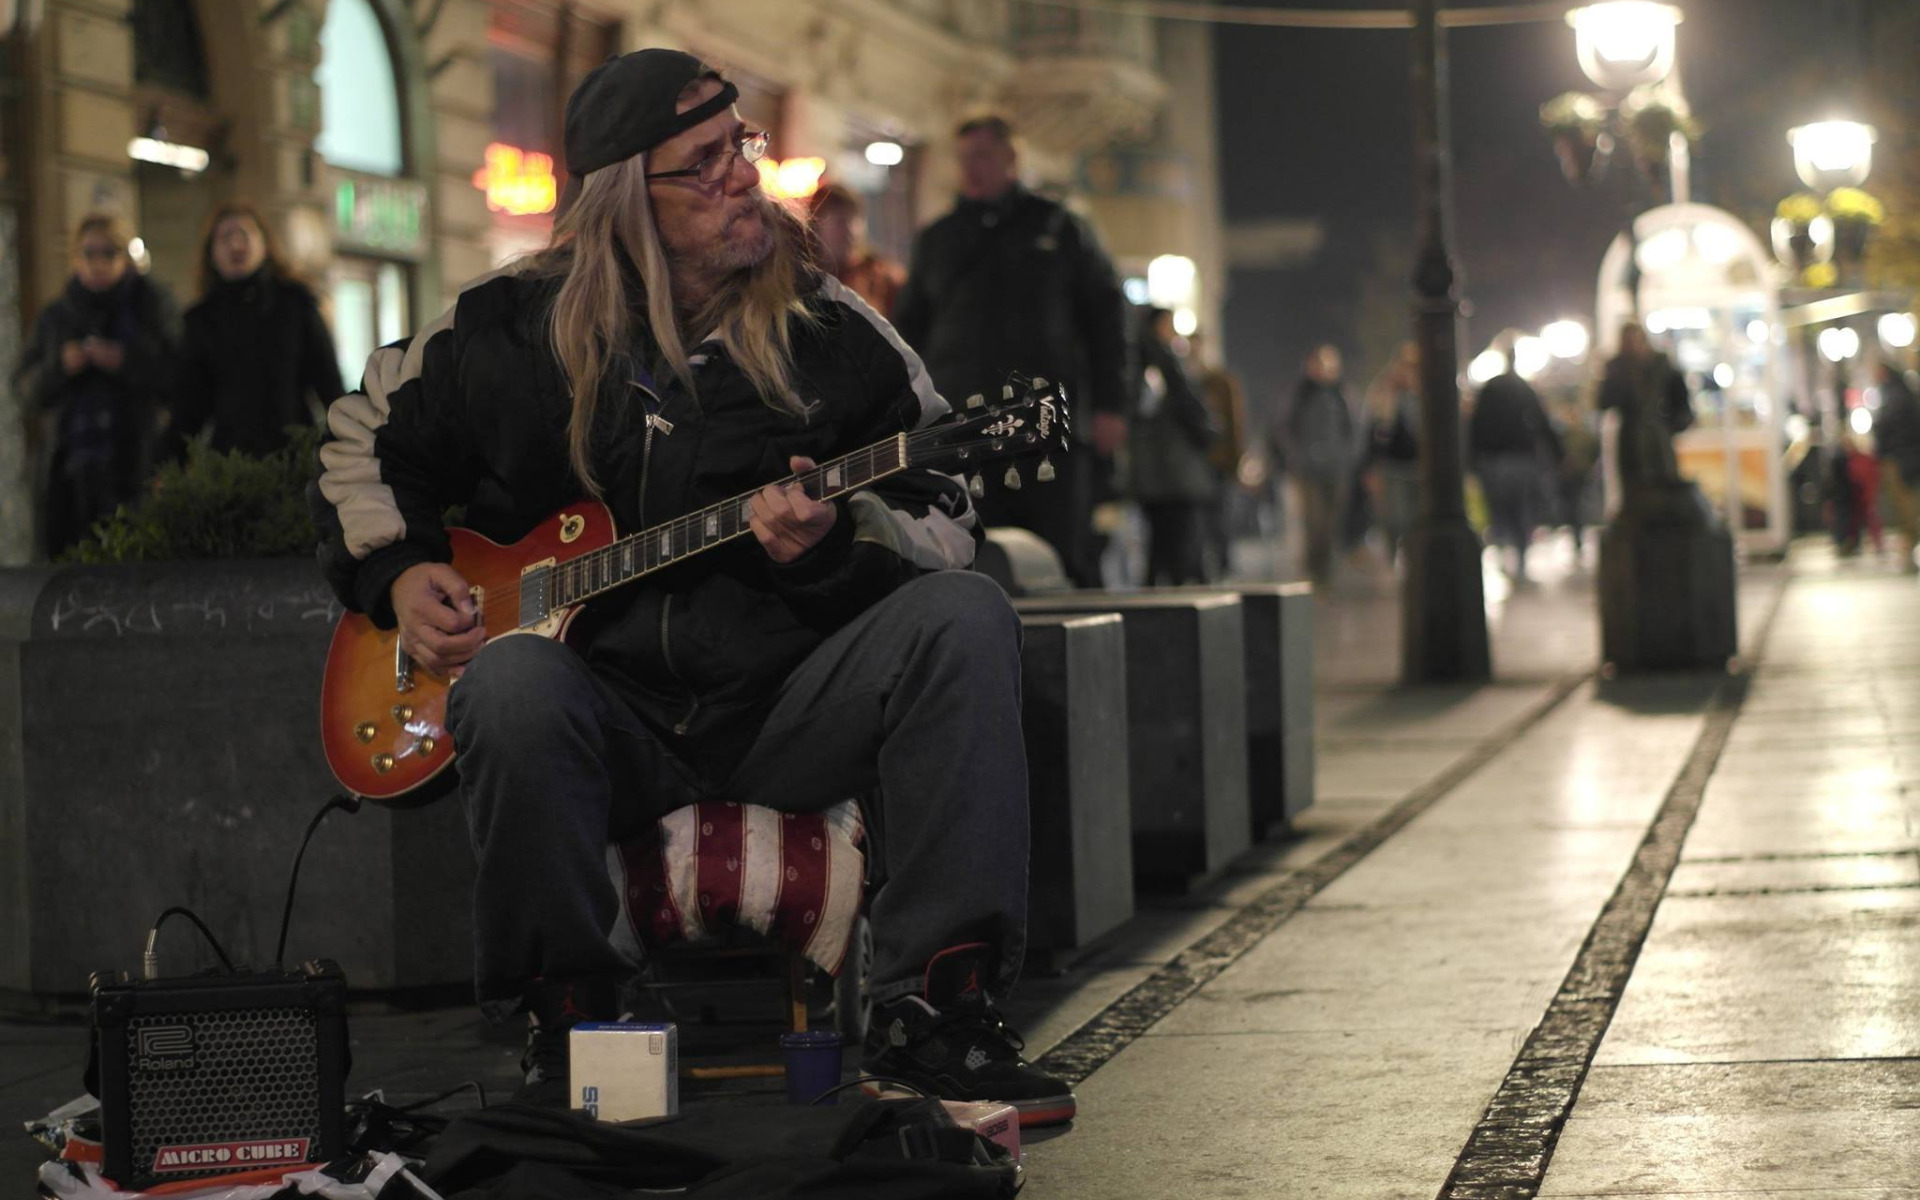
[{"xmin": 543, "ymin": 432, "xmax": 910, "ymax": 611}]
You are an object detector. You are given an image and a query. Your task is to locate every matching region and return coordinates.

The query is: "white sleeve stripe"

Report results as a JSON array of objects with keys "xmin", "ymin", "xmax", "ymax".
[
  {"xmin": 316, "ymin": 275, "xmax": 475, "ymax": 562},
  {"xmin": 847, "ymin": 490, "xmax": 977, "ymax": 571},
  {"xmin": 819, "ymin": 275, "xmax": 948, "ymax": 429}
]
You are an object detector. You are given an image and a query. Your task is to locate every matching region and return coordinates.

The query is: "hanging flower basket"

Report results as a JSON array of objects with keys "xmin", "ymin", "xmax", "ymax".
[
  {"xmin": 1539, "ymin": 92, "xmax": 1608, "ymax": 185},
  {"xmin": 1621, "ymin": 90, "xmax": 1698, "ymax": 182}
]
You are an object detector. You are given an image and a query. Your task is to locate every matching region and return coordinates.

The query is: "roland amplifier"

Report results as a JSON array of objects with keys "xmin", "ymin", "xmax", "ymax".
[{"xmin": 90, "ymin": 961, "xmax": 349, "ymax": 1190}]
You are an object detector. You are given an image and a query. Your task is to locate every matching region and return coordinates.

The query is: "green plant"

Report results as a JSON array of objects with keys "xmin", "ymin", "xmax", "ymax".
[
  {"xmin": 1538, "ymin": 91, "xmax": 1606, "ymax": 134},
  {"xmin": 1826, "ymin": 186, "xmax": 1886, "ymax": 225},
  {"xmin": 67, "ymin": 425, "xmax": 322, "ymax": 563},
  {"xmin": 1624, "ymin": 96, "xmax": 1699, "ymax": 148},
  {"xmin": 1776, "ymin": 193, "xmax": 1824, "ymax": 224}
]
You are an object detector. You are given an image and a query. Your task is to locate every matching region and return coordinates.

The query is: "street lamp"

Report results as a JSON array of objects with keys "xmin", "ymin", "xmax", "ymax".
[
  {"xmin": 1542, "ymin": 319, "xmax": 1591, "ymax": 360},
  {"xmin": 1789, "ymin": 120, "xmax": 1876, "ymax": 190},
  {"xmin": 1567, "ymin": 2, "xmax": 1682, "ymax": 91}
]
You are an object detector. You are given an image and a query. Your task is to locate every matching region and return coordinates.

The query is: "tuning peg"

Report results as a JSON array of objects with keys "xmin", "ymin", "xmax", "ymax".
[
  {"xmin": 1003, "ymin": 466, "xmax": 1022, "ymax": 491},
  {"xmin": 968, "ymin": 473, "xmax": 986, "ymax": 499},
  {"xmin": 965, "ymin": 393, "xmax": 985, "ymax": 410},
  {"xmin": 1032, "ymin": 376, "xmax": 1049, "ymax": 391},
  {"xmin": 1002, "ymin": 384, "xmax": 1015, "ymax": 401},
  {"xmin": 1036, "ymin": 457, "xmax": 1056, "ymax": 483}
]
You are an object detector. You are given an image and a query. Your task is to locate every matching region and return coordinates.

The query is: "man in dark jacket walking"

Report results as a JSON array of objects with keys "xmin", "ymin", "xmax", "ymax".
[
  {"xmin": 311, "ymin": 51, "xmax": 1072, "ymax": 1126},
  {"xmin": 893, "ymin": 115, "xmax": 1130, "ymax": 586},
  {"xmin": 1470, "ymin": 352, "xmax": 1561, "ymax": 582}
]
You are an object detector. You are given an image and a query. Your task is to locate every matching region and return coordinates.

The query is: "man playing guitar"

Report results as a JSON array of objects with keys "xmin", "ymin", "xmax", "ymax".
[{"xmin": 310, "ymin": 49, "xmax": 1073, "ymax": 1126}]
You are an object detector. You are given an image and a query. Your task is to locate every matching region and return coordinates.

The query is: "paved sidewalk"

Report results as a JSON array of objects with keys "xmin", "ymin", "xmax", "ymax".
[
  {"xmin": 1539, "ymin": 545, "xmax": 1920, "ymax": 1198},
  {"xmin": 21, "ymin": 538, "xmax": 1901, "ymax": 1200}
]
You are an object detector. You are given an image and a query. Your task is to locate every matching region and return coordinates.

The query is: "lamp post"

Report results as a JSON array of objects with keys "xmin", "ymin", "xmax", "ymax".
[
  {"xmin": 1554, "ymin": 2, "xmax": 1738, "ymax": 672},
  {"xmin": 1400, "ymin": 0, "xmax": 1489, "ymax": 684}
]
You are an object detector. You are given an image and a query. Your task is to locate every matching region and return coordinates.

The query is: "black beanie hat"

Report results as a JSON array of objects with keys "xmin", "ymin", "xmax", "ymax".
[{"xmin": 563, "ymin": 49, "xmax": 739, "ymax": 177}]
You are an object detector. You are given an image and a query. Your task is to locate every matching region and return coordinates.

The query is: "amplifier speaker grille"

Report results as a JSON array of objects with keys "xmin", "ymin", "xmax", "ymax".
[{"xmin": 126, "ymin": 1006, "xmax": 323, "ymax": 1181}]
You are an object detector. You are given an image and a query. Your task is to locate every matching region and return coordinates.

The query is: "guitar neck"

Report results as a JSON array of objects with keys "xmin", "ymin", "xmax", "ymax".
[{"xmin": 545, "ymin": 432, "xmax": 911, "ymax": 610}]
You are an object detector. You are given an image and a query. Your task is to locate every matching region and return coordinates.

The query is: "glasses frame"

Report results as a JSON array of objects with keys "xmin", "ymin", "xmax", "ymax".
[{"xmin": 645, "ymin": 130, "xmax": 770, "ymax": 186}]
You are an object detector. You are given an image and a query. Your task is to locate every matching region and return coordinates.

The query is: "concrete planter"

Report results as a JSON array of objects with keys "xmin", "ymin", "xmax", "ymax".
[{"xmin": 0, "ymin": 559, "xmax": 473, "ymax": 999}]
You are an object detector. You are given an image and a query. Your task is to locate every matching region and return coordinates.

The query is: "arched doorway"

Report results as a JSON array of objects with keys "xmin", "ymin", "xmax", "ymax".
[{"xmin": 316, "ymin": 0, "xmax": 431, "ymax": 388}]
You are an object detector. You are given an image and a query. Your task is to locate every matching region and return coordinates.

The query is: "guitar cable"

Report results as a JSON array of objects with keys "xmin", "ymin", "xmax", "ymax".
[
  {"xmin": 275, "ymin": 793, "xmax": 364, "ymax": 968},
  {"xmin": 141, "ymin": 792, "xmax": 365, "ymax": 980}
]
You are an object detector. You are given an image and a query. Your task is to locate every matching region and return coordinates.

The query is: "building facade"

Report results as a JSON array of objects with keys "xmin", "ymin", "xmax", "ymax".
[{"xmin": 0, "ymin": 0, "xmax": 1224, "ymax": 563}]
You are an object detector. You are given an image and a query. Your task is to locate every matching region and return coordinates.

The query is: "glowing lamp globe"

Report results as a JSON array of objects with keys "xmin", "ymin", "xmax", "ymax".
[
  {"xmin": 1567, "ymin": 2, "xmax": 1683, "ymax": 91},
  {"xmin": 1789, "ymin": 121, "xmax": 1876, "ymax": 190}
]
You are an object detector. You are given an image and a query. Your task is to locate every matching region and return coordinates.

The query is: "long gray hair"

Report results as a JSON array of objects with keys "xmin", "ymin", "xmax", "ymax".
[{"xmin": 519, "ymin": 151, "xmax": 816, "ymax": 495}]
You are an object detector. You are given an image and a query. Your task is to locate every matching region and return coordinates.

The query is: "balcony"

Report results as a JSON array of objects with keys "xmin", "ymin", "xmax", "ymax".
[{"xmin": 1000, "ymin": 2, "xmax": 1166, "ymax": 154}]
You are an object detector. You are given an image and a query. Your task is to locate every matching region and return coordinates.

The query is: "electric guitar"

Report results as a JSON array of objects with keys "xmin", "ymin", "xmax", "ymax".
[{"xmin": 321, "ymin": 379, "xmax": 1069, "ymax": 802}]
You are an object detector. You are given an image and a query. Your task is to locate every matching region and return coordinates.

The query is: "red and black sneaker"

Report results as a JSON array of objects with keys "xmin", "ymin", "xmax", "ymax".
[
  {"xmin": 859, "ymin": 943, "xmax": 1077, "ymax": 1127},
  {"xmin": 515, "ymin": 976, "xmax": 621, "ymax": 1108}
]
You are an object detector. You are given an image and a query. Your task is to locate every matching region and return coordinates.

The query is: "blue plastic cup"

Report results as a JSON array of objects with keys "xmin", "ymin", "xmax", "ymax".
[{"xmin": 779, "ymin": 1030, "xmax": 844, "ymax": 1105}]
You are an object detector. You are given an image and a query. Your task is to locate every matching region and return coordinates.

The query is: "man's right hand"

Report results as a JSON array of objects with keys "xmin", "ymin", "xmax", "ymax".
[
  {"xmin": 390, "ymin": 562, "xmax": 485, "ymax": 675},
  {"xmin": 60, "ymin": 341, "xmax": 87, "ymax": 375}
]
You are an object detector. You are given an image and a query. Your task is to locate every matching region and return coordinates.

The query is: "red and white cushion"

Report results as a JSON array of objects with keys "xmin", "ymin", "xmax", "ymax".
[{"xmin": 606, "ymin": 799, "xmax": 866, "ymax": 976}]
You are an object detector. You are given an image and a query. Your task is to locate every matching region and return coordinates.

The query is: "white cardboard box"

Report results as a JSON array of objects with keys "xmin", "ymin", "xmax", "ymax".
[{"xmin": 569, "ymin": 1023, "xmax": 679, "ymax": 1122}]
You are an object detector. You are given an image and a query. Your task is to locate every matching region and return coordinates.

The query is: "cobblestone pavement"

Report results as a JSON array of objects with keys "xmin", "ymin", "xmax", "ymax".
[{"xmin": 12, "ymin": 535, "xmax": 1912, "ymax": 1198}]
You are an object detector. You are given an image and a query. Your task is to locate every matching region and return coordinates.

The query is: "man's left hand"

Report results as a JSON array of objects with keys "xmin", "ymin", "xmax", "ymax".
[
  {"xmin": 1091, "ymin": 412, "xmax": 1128, "ymax": 457},
  {"xmin": 750, "ymin": 456, "xmax": 838, "ymax": 564}
]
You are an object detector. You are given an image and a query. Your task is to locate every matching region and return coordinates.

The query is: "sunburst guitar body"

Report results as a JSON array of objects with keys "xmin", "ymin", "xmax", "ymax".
[{"xmin": 319, "ymin": 503, "xmax": 615, "ymax": 802}]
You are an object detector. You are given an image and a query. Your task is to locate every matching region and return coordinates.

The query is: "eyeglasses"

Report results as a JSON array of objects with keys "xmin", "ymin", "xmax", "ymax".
[
  {"xmin": 80, "ymin": 246, "xmax": 124, "ymax": 262},
  {"xmin": 645, "ymin": 130, "xmax": 770, "ymax": 186}
]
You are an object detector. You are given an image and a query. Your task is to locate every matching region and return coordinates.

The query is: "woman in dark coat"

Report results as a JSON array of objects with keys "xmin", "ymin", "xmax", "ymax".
[
  {"xmin": 14, "ymin": 213, "xmax": 180, "ymax": 555},
  {"xmin": 167, "ymin": 201, "xmax": 344, "ymax": 458}
]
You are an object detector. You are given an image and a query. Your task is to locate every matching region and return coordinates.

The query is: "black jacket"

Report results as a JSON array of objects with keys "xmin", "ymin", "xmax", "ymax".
[
  {"xmin": 892, "ymin": 185, "xmax": 1129, "ymax": 433},
  {"xmin": 310, "ymin": 270, "xmax": 979, "ymax": 779},
  {"xmin": 171, "ymin": 270, "xmax": 344, "ymax": 457},
  {"xmin": 14, "ymin": 273, "xmax": 180, "ymax": 546},
  {"xmin": 1470, "ymin": 373, "xmax": 1561, "ymax": 463}
]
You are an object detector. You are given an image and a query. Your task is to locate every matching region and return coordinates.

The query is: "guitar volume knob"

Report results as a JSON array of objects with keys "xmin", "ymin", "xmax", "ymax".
[
  {"xmin": 354, "ymin": 722, "xmax": 377, "ymax": 744},
  {"xmin": 392, "ymin": 705, "xmax": 414, "ymax": 724},
  {"xmin": 371, "ymin": 753, "xmax": 396, "ymax": 774}
]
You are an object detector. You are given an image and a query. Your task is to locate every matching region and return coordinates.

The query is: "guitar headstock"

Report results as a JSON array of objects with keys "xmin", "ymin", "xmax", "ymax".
[{"xmin": 910, "ymin": 377, "xmax": 1071, "ymax": 492}]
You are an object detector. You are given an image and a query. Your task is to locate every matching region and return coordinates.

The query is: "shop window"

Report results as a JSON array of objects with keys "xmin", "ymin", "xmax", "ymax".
[
  {"xmin": 331, "ymin": 259, "xmax": 410, "ymax": 390},
  {"xmin": 316, "ymin": 0, "xmax": 404, "ymax": 177}
]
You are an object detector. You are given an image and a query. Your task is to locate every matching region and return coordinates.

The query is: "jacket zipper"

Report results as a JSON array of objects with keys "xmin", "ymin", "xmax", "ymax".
[
  {"xmin": 632, "ymin": 378, "xmax": 700, "ymax": 736},
  {"xmin": 658, "ymin": 594, "xmax": 701, "ymax": 735}
]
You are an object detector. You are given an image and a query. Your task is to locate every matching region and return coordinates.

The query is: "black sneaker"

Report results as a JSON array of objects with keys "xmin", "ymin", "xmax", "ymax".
[
  {"xmin": 514, "ymin": 976, "xmax": 620, "ymax": 1108},
  {"xmin": 860, "ymin": 943, "xmax": 1076, "ymax": 1127}
]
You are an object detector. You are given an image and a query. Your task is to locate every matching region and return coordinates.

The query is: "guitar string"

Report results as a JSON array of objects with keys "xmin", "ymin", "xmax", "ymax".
[{"xmin": 450, "ymin": 406, "xmax": 1047, "ymax": 623}]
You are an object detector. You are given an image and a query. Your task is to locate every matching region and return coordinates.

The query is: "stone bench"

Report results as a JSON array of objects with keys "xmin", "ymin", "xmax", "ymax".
[
  {"xmin": 1016, "ymin": 613, "xmax": 1133, "ymax": 966},
  {"xmin": 1013, "ymin": 593, "xmax": 1250, "ymax": 890},
  {"xmin": 0, "ymin": 560, "xmax": 474, "ymax": 997},
  {"xmin": 1138, "ymin": 584, "xmax": 1315, "ymax": 838}
]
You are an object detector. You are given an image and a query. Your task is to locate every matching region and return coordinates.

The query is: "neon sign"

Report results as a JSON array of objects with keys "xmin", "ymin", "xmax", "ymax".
[
  {"xmin": 473, "ymin": 143, "xmax": 557, "ymax": 216},
  {"xmin": 756, "ymin": 157, "xmax": 826, "ymax": 201}
]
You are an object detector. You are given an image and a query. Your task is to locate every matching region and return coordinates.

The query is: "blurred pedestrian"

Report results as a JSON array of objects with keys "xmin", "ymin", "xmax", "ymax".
[
  {"xmin": 807, "ymin": 182, "xmax": 905, "ymax": 319},
  {"xmin": 1364, "ymin": 341, "xmax": 1421, "ymax": 567},
  {"xmin": 1274, "ymin": 344, "xmax": 1355, "ymax": 582},
  {"xmin": 1599, "ymin": 322, "xmax": 1692, "ymax": 491},
  {"xmin": 168, "ymin": 201, "xmax": 343, "ymax": 458},
  {"xmin": 1873, "ymin": 361, "xmax": 1920, "ymax": 572},
  {"xmin": 1470, "ymin": 348, "xmax": 1561, "ymax": 582},
  {"xmin": 1550, "ymin": 395, "xmax": 1599, "ymax": 558},
  {"xmin": 1184, "ymin": 329, "xmax": 1246, "ymax": 579},
  {"xmin": 13, "ymin": 213, "xmax": 179, "ymax": 556},
  {"xmin": 1128, "ymin": 307, "xmax": 1217, "ymax": 585},
  {"xmin": 894, "ymin": 114, "xmax": 1130, "ymax": 587}
]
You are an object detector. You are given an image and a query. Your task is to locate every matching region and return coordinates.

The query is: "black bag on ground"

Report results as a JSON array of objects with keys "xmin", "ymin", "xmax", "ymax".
[{"xmin": 417, "ymin": 1098, "xmax": 1021, "ymax": 1199}]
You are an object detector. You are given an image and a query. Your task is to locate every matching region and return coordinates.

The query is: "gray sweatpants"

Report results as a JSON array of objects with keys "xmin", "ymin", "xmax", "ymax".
[{"xmin": 446, "ymin": 570, "xmax": 1030, "ymax": 1017}]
